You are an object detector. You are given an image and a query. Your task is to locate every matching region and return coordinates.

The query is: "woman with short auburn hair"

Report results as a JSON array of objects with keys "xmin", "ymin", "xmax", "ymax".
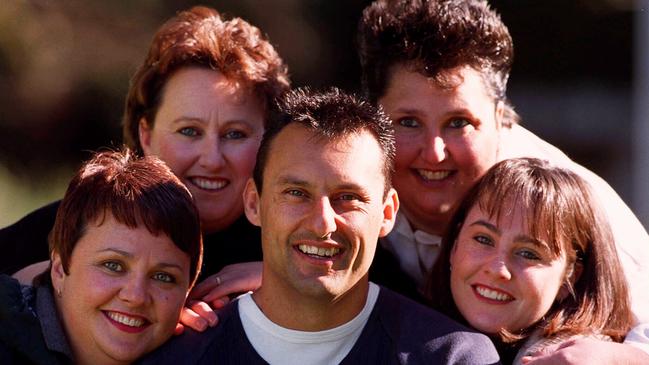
[{"xmin": 0, "ymin": 149, "xmax": 203, "ymax": 364}]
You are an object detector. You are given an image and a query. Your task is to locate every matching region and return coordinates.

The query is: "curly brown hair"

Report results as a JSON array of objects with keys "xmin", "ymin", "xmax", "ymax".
[
  {"xmin": 123, "ymin": 6, "xmax": 290, "ymax": 155},
  {"xmin": 357, "ymin": 0, "xmax": 518, "ymax": 124}
]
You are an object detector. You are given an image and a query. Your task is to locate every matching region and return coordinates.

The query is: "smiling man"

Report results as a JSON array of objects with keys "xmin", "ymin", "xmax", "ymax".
[{"xmin": 139, "ymin": 87, "xmax": 499, "ymax": 364}]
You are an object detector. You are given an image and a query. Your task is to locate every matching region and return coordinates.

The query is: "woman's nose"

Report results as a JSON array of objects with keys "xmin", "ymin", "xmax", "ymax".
[
  {"xmin": 199, "ymin": 137, "xmax": 226, "ymax": 170},
  {"xmin": 118, "ymin": 276, "xmax": 149, "ymax": 306},
  {"xmin": 420, "ymin": 135, "xmax": 447, "ymax": 163}
]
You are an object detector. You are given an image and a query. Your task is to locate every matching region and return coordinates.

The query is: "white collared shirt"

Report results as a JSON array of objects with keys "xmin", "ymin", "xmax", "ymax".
[{"xmin": 379, "ymin": 214, "xmax": 441, "ymax": 289}]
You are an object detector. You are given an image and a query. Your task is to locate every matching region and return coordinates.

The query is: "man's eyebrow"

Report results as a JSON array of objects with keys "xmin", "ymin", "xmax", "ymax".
[{"xmin": 277, "ymin": 175, "xmax": 310, "ymax": 187}]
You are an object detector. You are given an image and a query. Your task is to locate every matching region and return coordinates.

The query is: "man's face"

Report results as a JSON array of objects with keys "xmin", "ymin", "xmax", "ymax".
[{"xmin": 245, "ymin": 124, "xmax": 398, "ymax": 303}]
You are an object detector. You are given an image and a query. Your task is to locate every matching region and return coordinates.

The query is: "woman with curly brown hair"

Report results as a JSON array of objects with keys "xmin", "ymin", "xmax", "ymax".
[{"xmin": 357, "ymin": 0, "xmax": 649, "ymax": 362}]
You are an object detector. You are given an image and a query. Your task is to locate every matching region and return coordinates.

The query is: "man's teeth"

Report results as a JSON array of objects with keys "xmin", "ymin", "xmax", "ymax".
[
  {"xmin": 418, "ymin": 169, "xmax": 451, "ymax": 181},
  {"xmin": 191, "ymin": 177, "xmax": 227, "ymax": 190},
  {"xmin": 298, "ymin": 245, "xmax": 340, "ymax": 258},
  {"xmin": 475, "ymin": 286, "xmax": 513, "ymax": 301},
  {"xmin": 107, "ymin": 312, "xmax": 145, "ymax": 327}
]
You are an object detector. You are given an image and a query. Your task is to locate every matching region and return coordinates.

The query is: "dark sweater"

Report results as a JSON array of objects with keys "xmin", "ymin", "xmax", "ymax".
[
  {"xmin": 0, "ymin": 274, "xmax": 73, "ymax": 364},
  {"xmin": 138, "ymin": 286, "xmax": 501, "ymax": 365}
]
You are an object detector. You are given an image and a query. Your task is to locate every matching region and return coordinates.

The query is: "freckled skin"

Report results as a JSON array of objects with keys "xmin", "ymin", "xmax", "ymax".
[{"xmin": 450, "ymin": 204, "xmax": 568, "ymax": 334}]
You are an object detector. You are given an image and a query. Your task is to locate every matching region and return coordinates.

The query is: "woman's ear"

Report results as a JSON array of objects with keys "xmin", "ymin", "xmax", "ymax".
[
  {"xmin": 495, "ymin": 100, "xmax": 505, "ymax": 131},
  {"xmin": 139, "ymin": 118, "xmax": 153, "ymax": 154},
  {"xmin": 558, "ymin": 261, "xmax": 583, "ymax": 301},
  {"xmin": 50, "ymin": 252, "xmax": 66, "ymax": 298}
]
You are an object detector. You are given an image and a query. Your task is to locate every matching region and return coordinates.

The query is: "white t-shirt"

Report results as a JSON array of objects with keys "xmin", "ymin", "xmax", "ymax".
[{"xmin": 239, "ymin": 283, "xmax": 380, "ymax": 365}]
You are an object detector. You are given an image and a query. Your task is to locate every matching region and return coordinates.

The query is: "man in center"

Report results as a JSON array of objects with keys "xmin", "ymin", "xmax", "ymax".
[{"xmin": 140, "ymin": 87, "xmax": 499, "ymax": 364}]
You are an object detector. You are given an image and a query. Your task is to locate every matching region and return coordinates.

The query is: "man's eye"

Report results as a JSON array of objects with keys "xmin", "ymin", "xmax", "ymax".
[
  {"xmin": 152, "ymin": 272, "xmax": 175, "ymax": 283},
  {"xmin": 224, "ymin": 130, "xmax": 246, "ymax": 139},
  {"xmin": 179, "ymin": 127, "xmax": 199, "ymax": 137},
  {"xmin": 397, "ymin": 118, "xmax": 420, "ymax": 128},
  {"xmin": 102, "ymin": 261, "xmax": 123, "ymax": 272},
  {"xmin": 448, "ymin": 118, "xmax": 470, "ymax": 129},
  {"xmin": 287, "ymin": 189, "xmax": 304, "ymax": 197}
]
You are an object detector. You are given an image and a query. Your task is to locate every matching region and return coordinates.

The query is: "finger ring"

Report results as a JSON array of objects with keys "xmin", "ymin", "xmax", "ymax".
[{"xmin": 215, "ymin": 276, "xmax": 222, "ymax": 286}]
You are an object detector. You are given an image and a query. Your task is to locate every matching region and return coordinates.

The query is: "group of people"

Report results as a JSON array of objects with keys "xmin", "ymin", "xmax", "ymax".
[{"xmin": 0, "ymin": 1, "xmax": 648, "ymax": 364}]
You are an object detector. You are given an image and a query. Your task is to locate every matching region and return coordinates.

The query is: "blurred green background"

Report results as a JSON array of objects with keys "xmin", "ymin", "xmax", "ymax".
[{"xmin": 0, "ymin": 0, "xmax": 642, "ymax": 227}]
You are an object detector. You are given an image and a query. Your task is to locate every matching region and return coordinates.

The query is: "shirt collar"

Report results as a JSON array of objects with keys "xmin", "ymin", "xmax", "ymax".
[{"xmin": 36, "ymin": 282, "xmax": 74, "ymax": 360}]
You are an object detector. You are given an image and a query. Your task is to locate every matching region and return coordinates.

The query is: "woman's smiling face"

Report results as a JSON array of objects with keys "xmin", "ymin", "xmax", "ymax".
[
  {"xmin": 140, "ymin": 67, "xmax": 265, "ymax": 233},
  {"xmin": 378, "ymin": 65, "xmax": 502, "ymax": 234},
  {"xmin": 51, "ymin": 213, "xmax": 191, "ymax": 364},
  {"xmin": 449, "ymin": 203, "xmax": 568, "ymax": 335}
]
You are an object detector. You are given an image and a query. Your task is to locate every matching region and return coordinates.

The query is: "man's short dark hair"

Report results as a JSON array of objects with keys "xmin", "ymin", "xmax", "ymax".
[{"xmin": 253, "ymin": 87, "xmax": 395, "ymax": 196}]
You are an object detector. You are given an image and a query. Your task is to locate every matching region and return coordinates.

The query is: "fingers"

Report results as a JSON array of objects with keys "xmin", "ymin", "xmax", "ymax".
[
  {"xmin": 178, "ymin": 300, "xmax": 218, "ymax": 332},
  {"xmin": 173, "ymin": 322, "xmax": 185, "ymax": 336},
  {"xmin": 202, "ymin": 270, "xmax": 262, "ymax": 302},
  {"xmin": 210, "ymin": 295, "xmax": 231, "ymax": 310},
  {"xmin": 190, "ymin": 261, "xmax": 263, "ymax": 302},
  {"xmin": 190, "ymin": 273, "xmax": 224, "ymax": 299}
]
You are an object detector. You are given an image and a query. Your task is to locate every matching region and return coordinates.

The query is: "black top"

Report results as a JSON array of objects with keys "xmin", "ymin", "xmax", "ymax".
[
  {"xmin": 0, "ymin": 201, "xmax": 59, "ymax": 275},
  {"xmin": 198, "ymin": 214, "xmax": 262, "ymax": 280},
  {"xmin": 0, "ymin": 201, "xmax": 262, "ymax": 278},
  {"xmin": 138, "ymin": 286, "xmax": 501, "ymax": 365}
]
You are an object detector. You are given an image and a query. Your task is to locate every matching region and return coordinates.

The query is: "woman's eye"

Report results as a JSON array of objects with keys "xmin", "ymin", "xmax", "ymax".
[
  {"xmin": 152, "ymin": 272, "xmax": 175, "ymax": 283},
  {"xmin": 339, "ymin": 194, "xmax": 358, "ymax": 201},
  {"xmin": 102, "ymin": 261, "xmax": 123, "ymax": 272},
  {"xmin": 179, "ymin": 127, "xmax": 199, "ymax": 137},
  {"xmin": 448, "ymin": 118, "xmax": 470, "ymax": 129},
  {"xmin": 224, "ymin": 130, "xmax": 246, "ymax": 139},
  {"xmin": 517, "ymin": 249, "xmax": 541, "ymax": 261},
  {"xmin": 397, "ymin": 118, "xmax": 420, "ymax": 128},
  {"xmin": 473, "ymin": 234, "xmax": 493, "ymax": 246}
]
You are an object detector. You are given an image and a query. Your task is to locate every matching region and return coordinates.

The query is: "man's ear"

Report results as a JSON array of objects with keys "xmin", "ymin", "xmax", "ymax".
[
  {"xmin": 50, "ymin": 251, "xmax": 66, "ymax": 297},
  {"xmin": 379, "ymin": 188, "xmax": 399, "ymax": 237},
  {"xmin": 138, "ymin": 118, "xmax": 153, "ymax": 154},
  {"xmin": 243, "ymin": 178, "xmax": 261, "ymax": 227}
]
